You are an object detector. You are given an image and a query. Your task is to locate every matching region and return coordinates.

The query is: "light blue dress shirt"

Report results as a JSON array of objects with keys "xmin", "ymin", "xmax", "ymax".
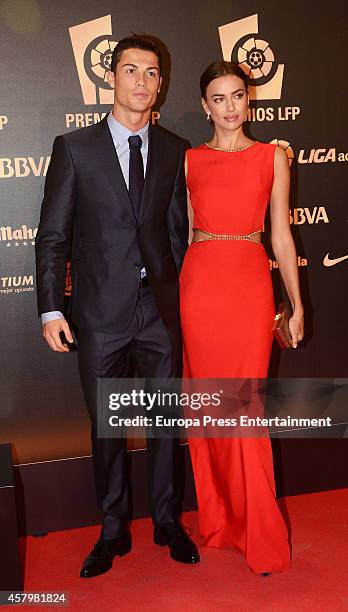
[
  {"xmin": 41, "ymin": 113, "xmax": 149, "ymax": 324},
  {"xmin": 107, "ymin": 111, "xmax": 149, "ymax": 187}
]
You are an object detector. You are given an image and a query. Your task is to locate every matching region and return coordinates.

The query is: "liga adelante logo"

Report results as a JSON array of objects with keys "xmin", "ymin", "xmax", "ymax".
[
  {"xmin": 298, "ymin": 147, "xmax": 348, "ymax": 164},
  {"xmin": 271, "ymin": 140, "xmax": 348, "ymax": 166}
]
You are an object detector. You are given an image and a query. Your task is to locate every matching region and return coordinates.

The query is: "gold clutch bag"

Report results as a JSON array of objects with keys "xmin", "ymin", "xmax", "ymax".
[{"xmin": 272, "ymin": 303, "xmax": 293, "ymax": 349}]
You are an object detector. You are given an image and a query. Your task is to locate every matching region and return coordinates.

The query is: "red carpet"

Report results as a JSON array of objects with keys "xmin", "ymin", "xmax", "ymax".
[{"xmin": 13, "ymin": 489, "xmax": 348, "ymax": 611}]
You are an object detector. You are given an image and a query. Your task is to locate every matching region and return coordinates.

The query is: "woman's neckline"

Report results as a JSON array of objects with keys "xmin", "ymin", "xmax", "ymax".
[{"xmin": 202, "ymin": 141, "xmax": 259, "ymax": 153}]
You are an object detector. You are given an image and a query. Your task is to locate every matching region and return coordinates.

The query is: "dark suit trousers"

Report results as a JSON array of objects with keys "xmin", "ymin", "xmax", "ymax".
[{"xmin": 77, "ymin": 285, "xmax": 183, "ymax": 539}]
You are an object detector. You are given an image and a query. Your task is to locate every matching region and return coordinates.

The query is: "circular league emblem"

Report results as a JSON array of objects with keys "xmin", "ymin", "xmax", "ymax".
[
  {"xmin": 270, "ymin": 139, "xmax": 295, "ymax": 167},
  {"xmin": 231, "ymin": 34, "xmax": 278, "ymax": 87},
  {"xmin": 84, "ymin": 36, "xmax": 118, "ymax": 89}
]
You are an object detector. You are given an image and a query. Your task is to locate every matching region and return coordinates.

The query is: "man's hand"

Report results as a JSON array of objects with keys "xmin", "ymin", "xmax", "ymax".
[{"xmin": 42, "ymin": 317, "xmax": 74, "ymax": 352}]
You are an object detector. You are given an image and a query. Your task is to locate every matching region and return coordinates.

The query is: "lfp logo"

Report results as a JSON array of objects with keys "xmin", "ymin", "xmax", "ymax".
[
  {"xmin": 270, "ymin": 139, "xmax": 294, "ymax": 166},
  {"xmin": 69, "ymin": 15, "xmax": 117, "ymax": 105},
  {"xmin": 218, "ymin": 14, "xmax": 284, "ymax": 100}
]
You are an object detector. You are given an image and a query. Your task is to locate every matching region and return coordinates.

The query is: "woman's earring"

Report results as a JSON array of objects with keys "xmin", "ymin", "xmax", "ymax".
[{"xmin": 206, "ymin": 112, "xmax": 211, "ymax": 121}]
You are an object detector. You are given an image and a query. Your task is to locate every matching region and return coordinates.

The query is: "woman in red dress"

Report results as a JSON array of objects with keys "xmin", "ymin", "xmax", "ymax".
[{"xmin": 180, "ymin": 61, "xmax": 304, "ymax": 574}]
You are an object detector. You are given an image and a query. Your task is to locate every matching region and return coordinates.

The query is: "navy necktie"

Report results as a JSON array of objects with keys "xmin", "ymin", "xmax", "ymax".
[{"xmin": 128, "ymin": 135, "xmax": 144, "ymax": 219}]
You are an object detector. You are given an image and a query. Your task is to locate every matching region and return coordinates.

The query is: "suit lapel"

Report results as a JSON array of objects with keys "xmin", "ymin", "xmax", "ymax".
[
  {"xmin": 87, "ymin": 117, "xmax": 137, "ymax": 221},
  {"xmin": 139, "ymin": 124, "xmax": 165, "ymax": 223}
]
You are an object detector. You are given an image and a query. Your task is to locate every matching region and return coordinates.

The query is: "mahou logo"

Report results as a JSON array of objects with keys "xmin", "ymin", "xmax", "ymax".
[
  {"xmin": 69, "ymin": 15, "xmax": 117, "ymax": 105},
  {"xmin": 218, "ymin": 14, "xmax": 284, "ymax": 100},
  {"xmin": 0, "ymin": 224, "xmax": 37, "ymax": 241},
  {"xmin": 0, "ymin": 224, "xmax": 37, "ymax": 248}
]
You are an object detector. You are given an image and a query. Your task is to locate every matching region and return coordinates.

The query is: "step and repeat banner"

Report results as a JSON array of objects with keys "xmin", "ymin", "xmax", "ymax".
[{"xmin": 1, "ymin": 0, "xmax": 347, "ymax": 465}]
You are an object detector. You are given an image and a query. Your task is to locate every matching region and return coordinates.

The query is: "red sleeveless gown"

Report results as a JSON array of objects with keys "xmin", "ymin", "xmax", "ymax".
[{"xmin": 180, "ymin": 143, "xmax": 290, "ymax": 573}]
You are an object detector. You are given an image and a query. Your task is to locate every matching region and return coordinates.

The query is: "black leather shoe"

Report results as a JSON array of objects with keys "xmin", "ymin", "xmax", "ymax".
[
  {"xmin": 154, "ymin": 523, "xmax": 200, "ymax": 564},
  {"xmin": 80, "ymin": 536, "xmax": 131, "ymax": 578}
]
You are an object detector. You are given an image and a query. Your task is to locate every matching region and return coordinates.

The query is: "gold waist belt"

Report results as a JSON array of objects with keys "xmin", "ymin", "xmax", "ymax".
[{"xmin": 192, "ymin": 228, "xmax": 262, "ymax": 244}]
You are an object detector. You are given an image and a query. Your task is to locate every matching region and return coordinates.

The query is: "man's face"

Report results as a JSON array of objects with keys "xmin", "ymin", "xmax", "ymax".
[{"xmin": 107, "ymin": 47, "xmax": 162, "ymax": 114}]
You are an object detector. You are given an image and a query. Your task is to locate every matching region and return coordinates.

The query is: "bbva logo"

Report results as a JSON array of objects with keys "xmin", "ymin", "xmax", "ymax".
[{"xmin": 0, "ymin": 157, "xmax": 50, "ymax": 178}]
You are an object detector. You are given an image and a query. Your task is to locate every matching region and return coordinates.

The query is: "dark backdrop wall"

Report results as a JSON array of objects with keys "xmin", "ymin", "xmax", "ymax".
[{"xmin": 1, "ymin": 2, "xmax": 347, "ymax": 476}]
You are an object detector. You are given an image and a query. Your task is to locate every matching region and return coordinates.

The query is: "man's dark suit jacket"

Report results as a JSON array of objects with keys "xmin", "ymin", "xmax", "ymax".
[{"xmin": 35, "ymin": 116, "xmax": 189, "ymax": 337}]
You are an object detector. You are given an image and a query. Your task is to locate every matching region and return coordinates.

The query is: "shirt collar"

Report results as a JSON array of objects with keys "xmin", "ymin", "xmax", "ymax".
[{"xmin": 107, "ymin": 112, "xmax": 149, "ymax": 148}]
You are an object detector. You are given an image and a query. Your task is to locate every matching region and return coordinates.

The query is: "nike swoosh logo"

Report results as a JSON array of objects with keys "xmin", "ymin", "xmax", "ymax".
[{"xmin": 323, "ymin": 253, "xmax": 348, "ymax": 267}]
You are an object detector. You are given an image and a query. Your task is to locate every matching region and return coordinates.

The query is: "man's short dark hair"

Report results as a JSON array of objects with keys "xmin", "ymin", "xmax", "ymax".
[{"xmin": 111, "ymin": 34, "xmax": 162, "ymax": 75}]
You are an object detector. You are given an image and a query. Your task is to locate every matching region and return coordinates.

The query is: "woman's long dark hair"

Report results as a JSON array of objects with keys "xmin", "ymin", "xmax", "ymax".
[{"xmin": 200, "ymin": 61, "xmax": 248, "ymax": 99}]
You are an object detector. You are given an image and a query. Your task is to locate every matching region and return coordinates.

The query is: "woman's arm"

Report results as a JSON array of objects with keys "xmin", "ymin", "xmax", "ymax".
[
  {"xmin": 270, "ymin": 146, "xmax": 304, "ymax": 348},
  {"xmin": 184, "ymin": 154, "xmax": 194, "ymax": 244}
]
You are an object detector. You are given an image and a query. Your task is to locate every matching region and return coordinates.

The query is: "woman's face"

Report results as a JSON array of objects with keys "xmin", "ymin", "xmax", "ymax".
[{"xmin": 202, "ymin": 74, "xmax": 248, "ymax": 132}]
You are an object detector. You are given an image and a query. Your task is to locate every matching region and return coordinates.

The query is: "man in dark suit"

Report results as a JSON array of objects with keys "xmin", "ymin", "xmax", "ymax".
[{"xmin": 35, "ymin": 34, "xmax": 199, "ymax": 578}]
